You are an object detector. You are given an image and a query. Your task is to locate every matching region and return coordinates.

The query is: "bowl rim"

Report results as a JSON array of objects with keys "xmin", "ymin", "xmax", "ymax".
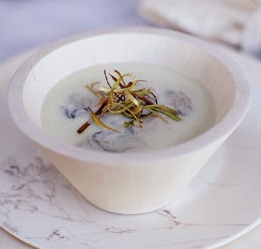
[{"xmin": 8, "ymin": 27, "xmax": 251, "ymax": 165}]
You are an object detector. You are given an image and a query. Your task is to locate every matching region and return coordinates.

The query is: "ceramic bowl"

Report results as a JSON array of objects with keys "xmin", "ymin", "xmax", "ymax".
[{"xmin": 8, "ymin": 28, "xmax": 250, "ymax": 214}]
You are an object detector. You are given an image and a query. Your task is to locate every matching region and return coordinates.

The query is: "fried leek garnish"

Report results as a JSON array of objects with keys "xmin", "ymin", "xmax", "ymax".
[{"xmin": 77, "ymin": 70, "xmax": 181, "ymax": 134}]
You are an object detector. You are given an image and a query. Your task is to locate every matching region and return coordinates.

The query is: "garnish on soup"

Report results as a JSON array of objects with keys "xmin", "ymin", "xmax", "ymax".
[{"xmin": 77, "ymin": 70, "xmax": 181, "ymax": 134}]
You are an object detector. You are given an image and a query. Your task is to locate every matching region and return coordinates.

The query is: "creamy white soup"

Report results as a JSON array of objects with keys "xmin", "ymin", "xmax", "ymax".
[{"xmin": 41, "ymin": 63, "xmax": 215, "ymax": 152}]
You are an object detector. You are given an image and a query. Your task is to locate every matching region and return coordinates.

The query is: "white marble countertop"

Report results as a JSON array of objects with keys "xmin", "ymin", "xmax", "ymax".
[{"xmin": 0, "ymin": 1, "xmax": 261, "ymax": 248}]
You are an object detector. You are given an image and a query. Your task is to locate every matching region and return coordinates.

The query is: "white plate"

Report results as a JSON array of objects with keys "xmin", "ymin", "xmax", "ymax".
[{"xmin": 0, "ymin": 50, "xmax": 261, "ymax": 249}]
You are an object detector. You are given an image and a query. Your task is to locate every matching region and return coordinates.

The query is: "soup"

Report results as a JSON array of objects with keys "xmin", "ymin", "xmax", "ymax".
[{"xmin": 41, "ymin": 63, "xmax": 215, "ymax": 152}]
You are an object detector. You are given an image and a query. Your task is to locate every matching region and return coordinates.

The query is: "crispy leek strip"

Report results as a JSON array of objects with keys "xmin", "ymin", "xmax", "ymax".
[
  {"xmin": 147, "ymin": 105, "xmax": 181, "ymax": 122},
  {"xmin": 87, "ymin": 107, "xmax": 118, "ymax": 132}
]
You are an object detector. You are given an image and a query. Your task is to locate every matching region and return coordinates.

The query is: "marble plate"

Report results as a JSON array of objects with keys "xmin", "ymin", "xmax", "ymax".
[{"xmin": 0, "ymin": 50, "xmax": 261, "ymax": 249}]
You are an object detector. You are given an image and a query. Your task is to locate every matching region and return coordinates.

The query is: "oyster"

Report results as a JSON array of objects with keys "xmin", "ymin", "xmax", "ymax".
[
  {"xmin": 167, "ymin": 90, "xmax": 192, "ymax": 116},
  {"xmin": 79, "ymin": 130, "xmax": 146, "ymax": 152},
  {"xmin": 61, "ymin": 93, "xmax": 92, "ymax": 119}
]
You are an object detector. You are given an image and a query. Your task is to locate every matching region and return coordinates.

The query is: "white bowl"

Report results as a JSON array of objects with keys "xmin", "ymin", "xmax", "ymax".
[{"xmin": 8, "ymin": 28, "xmax": 250, "ymax": 214}]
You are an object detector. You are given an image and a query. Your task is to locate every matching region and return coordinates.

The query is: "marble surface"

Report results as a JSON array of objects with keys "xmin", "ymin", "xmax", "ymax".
[{"xmin": 0, "ymin": 1, "xmax": 261, "ymax": 248}]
